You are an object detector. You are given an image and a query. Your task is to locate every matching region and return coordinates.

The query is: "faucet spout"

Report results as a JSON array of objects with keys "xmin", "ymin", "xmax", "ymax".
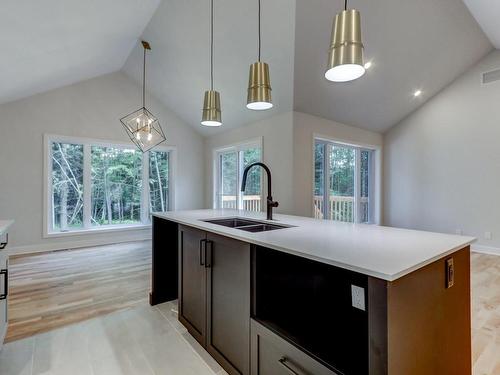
[{"xmin": 241, "ymin": 162, "xmax": 278, "ymax": 220}]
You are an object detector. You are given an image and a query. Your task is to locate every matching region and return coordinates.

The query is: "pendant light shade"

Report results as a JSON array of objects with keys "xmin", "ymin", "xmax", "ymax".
[
  {"xmin": 247, "ymin": 62, "xmax": 272, "ymax": 110},
  {"xmin": 121, "ymin": 41, "xmax": 166, "ymax": 152},
  {"xmin": 247, "ymin": 0, "xmax": 273, "ymax": 111},
  {"xmin": 201, "ymin": 0, "xmax": 222, "ymax": 126},
  {"xmin": 325, "ymin": 8, "xmax": 365, "ymax": 82},
  {"xmin": 201, "ymin": 90, "xmax": 222, "ymax": 126}
]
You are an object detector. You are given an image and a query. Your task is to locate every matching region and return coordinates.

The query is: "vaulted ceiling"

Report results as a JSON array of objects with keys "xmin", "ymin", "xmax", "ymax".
[
  {"xmin": 123, "ymin": 0, "xmax": 493, "ymax": 135},
  {"xmin": 122, "ymin": 0, "xmax": 295, "ymax": 136},
  {"xmin": 294, "ymin": 0, "xmax": 492, "ymax": 133},
  {"xmin": 0, "ymin": 0, "xmax": 495, "ymax": 135},
  {"xmin": 0, "ymin": 0, "xmax": 160, "ymax": 104}
]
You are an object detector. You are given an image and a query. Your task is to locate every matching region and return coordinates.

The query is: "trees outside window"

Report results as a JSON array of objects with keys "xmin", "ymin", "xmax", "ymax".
[
  {"xmin": 47, "ymin": 136, "xmax": 173, "ymax": 235},
  {"xmin": 51, "ymin": 143, "xmax": 84, "ymax": 230},
  {"xmin": 314, "ymin": 139, "xmax": 374, "ymax": 223},
  {"xmin": 215, "ymin": 141, "xmax": 262, "ymax": 212},
  {"xmin": 91, "ymin": 147, "xmax": 142, "ymax": 226}
]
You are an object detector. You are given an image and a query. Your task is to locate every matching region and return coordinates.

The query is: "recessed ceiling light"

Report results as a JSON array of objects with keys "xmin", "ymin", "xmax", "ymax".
[
  {"xmin": 414, "ymin": 90, "xmax": 422, "ymax": 97},
  {"xmin": 364, "ymin": 61, "xmax": 372, "ymax": 70}
]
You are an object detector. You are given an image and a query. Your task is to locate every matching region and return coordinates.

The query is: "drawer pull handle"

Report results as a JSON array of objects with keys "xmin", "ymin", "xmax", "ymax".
[
  {"xmin": 278, "ymin": 357, "xmax": 306, "ymax": 375},
  {"xmin": 0, "ymin": 269, "xmax": 7, "ymax": 300},
  {"xmin": 0, "ymin": 233, "xmax": 8, "ymax": 250},
  {"xmin": 205, "ymin": 240, "xmax": 213, "ymax": 268},
  {"xmin": 199, "ymin": 239, "xmax": 206, "ymax": 266}
]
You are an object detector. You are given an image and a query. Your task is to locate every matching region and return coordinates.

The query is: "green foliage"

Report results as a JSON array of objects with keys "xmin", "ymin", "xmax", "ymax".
[{"xmin": 51, "ymin": 142, "xmax": 169, "ymax": 232}]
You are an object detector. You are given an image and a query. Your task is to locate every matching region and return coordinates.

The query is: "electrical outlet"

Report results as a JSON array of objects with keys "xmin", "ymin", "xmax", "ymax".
[
  {"xmin": 351, "ymin": 285, "xmax": 365, "ymax": 311},
  {"xmin": 455, "ymin": 229, "xmax": 463, "ymax": 235},
  {"xmin": 485, "ymin": 231, "xmax": 492, "ymax": 240}
]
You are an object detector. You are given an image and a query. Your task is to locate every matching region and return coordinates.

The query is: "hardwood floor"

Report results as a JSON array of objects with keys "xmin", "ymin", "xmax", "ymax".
[
  {"xmin": 471, "ymin": 253, "xmax": 500, "ymax": 375},
  {"xmin": 3, "ymin": 242, "xmax": 499, "ymax": 374},
  {"xmin": 6, "ymin": 241, "xmax": 151, "ymax": 342}
]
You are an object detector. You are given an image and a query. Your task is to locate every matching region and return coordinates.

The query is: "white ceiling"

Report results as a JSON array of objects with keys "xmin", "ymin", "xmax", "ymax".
[
  {"xmin": 0, "ymin": 0, "xmax": 493, "ymax": 135},
  {"xmin": 0, "ymin": 0, "xmax": 160, "ymax": 104},
  {"xmin": 463, "ymin": 0, "xmax": 500, "ymax": 48},
  {"xmin": 293, "ymin": 0, "xmax": 492, "ymax": 133},
  {"xmin": 122, "ymin": 0, "xmax": 295, "ymax": 136}
]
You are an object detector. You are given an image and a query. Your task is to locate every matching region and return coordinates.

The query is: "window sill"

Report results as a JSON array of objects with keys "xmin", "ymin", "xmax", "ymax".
[{"xmin": 44, "ymin": 224, "xmax": 152, "ymax": 239}]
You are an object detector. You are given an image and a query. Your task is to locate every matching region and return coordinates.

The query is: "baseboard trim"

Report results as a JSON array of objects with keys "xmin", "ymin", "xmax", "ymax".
[
  {"xmin": 471, "ymin": 244, "xmax": 500, "ymax": 256},
  {"xmin": 8, "ymin": 232, "xmax": 152, "ymax": 257}
]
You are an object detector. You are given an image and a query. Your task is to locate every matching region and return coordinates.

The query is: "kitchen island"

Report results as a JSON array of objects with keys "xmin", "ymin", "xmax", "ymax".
[{"xmin": 151, "ymin": 209, "xmax": 474, "ymax": 375}]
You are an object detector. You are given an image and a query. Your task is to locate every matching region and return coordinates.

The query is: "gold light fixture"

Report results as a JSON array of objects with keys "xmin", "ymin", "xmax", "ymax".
[
  {"xmin": 325, "ymin": 0, "xmax": 365, "ymax": 82},
  {"xmin": 201, "ymin": 0, "xmax": 222, "ymax": 126},
  {"xmin": 247, "ymin": 0, "xmax": 273, "ymax": 111},
  {"xmin": 121, "ymin": 41, "xmax": 166, "ymax": 152}
]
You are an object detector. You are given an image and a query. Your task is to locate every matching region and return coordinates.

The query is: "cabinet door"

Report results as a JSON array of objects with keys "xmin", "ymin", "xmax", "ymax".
[
  {"xmin": 206, "ymin": 233, "xmax": 250, "ymax": 375},
  {"xmin": 178, "ymin": 225, "xmax": 207, "ymax": 346},
  {"xmin": 0, "ymin": 250, "xmax": 8, "ymax": 350},
  {"xmin": 251, "ymin": 319, "xmax": 338, "ymax": 375}
]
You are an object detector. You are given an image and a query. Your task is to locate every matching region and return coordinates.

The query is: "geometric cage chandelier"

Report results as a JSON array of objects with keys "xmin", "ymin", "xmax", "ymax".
[{"xmin": 120, "ymin": 41, "xmax": 166, "ymax": 152}]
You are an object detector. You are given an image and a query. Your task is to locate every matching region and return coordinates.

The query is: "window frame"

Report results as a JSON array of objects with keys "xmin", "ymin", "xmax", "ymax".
[
  {"xmin": 313, "ymin": 136, "xmax": 377, "ymax": 224},
  {"xmin": 43, "ymin": 134, "xmax": 176, "ymax": 238},
  {"xmin": 212, "ymin": 137, "xmax": 263, "ymax": 211}
]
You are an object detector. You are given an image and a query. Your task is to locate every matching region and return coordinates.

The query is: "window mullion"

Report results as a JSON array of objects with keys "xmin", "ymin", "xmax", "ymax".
[
  {"xmin": 83, "ymin": 144, "xmax": 91, "ymax": 229},
  {"xmin": 324, "ymin": 143, "xmax": 331, "ymax": 220},
  {"xmin": 141, "ymin": 152, "xmax": 150, "ymax": 223},
  {"xmin": 237, "ymin": 149, "xmax": 243, "ymax": 210},
  {"xmin": 354, "ymin": 148, "xmax": 361, "ymax": 223}
]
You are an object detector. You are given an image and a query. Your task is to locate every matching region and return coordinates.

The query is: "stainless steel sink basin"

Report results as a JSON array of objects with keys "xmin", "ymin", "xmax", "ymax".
[
  {"xmin": 202, "ymin": 218, "xmax": 261, "ymax": 228},
  {"xmin": 236, "ymin": 223, "xmax": 288, "ymax": 232},
  {"xmin": 202, "ymin": 217, "xmax": 292, "ymax": 232}
]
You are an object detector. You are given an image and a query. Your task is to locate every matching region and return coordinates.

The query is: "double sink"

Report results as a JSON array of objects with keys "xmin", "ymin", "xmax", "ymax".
[{"xmin": 202, "ymin": 217, "xmax": 292, "ymax": 233}]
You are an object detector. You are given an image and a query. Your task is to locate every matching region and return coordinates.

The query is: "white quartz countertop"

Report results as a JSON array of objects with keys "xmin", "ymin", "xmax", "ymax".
[
  {"xmin": 153, "ymin": 209, "xmax": 475, "ymax": 281},
  {"xmin": 0, "ymin": 220, "xmax": 13, "ymax": 237}
]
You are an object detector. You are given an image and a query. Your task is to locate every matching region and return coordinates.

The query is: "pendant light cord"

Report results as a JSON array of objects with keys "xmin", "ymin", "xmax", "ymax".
[
  {"xmin": 210, "ymin": 0, "xmax": 214, "ymax": 90},
  {"xmin": 344, "ymin": 0, "xmax": 348, "ymax": 10},
  {"xmin": 142, "ymin": 45, "xmax": 146, "ymax": 108},
  {"xmin": 258, "ymin": 0, "xmax": 261, "ymax": 61}
]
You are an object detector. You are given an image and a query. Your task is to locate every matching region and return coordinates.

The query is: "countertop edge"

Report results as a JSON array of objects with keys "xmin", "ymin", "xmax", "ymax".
[{"xmin": 152, "ymin": 213, "xmax": 474, "ymax": 282}]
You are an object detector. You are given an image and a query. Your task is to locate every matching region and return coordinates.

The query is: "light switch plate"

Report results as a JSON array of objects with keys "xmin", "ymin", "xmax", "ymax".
[{"xmin": 351, "ymin": 285, "xmax": 366, "ymax": 311}]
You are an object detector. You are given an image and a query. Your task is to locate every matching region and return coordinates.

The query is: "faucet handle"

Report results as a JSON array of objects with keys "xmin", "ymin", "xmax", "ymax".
[{"xmin": 269, "ymin": 200, "xmax": 279, "ymax": 208}]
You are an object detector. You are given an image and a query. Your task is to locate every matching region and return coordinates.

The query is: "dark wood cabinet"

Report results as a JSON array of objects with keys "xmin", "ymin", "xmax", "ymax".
[
  {"xmin": 206, "ymin": 233, "xmax": 250, "ymax": 375},
  {"xmin": 251, "ymin": 319, "xmax": 337, "ymax": 375},
  {"xmin": 178, "ymin": 225, "xmax": 250, "ymax": 375},
  {"xmin": 178, "ymin": 225, "xmax": 207, "ymax": 345}
]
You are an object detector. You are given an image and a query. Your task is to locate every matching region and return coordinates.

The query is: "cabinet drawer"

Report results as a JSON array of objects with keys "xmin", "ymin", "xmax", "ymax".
[{"xmin": 251, "ymin": 319, "xmax": 338, "ymax": 375}]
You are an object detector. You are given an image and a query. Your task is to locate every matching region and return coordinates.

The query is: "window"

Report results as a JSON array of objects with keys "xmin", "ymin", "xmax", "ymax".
[
  {"xmin": 46, "ymin": 135, "xmax": 174, "ymax": 235},
  {"xmin": 214, "ymin": 140, "xmax": 262, "ymax": 212},
  {"xmin": 314, "ymin": 139, "xmax": 374, "ymax": 223}
]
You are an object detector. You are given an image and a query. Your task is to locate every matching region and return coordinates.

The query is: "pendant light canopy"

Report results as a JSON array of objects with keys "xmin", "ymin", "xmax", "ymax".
[
  {"xmin": 247, "ymin": 0, "xmax": 273, "ymax": 111},
  {"xmin": 325, "ymin": 0, "xmax": 365, "ymax": 83},
  {"xmin": 201, "ymin": 0, "xmax": 222, "ymax": 126},
  {"xmin": 121, "ymin": 41, "xmax": 166, "ymax": 152}
]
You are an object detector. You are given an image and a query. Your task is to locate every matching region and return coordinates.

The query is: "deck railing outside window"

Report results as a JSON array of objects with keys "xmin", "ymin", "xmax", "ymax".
[
  {"xmin": 313, "ymin": 196, "xmax": 369, "ymax": 222},
  {"xmin": 221, "ymin": 195, "xmax": 261, "ymax": 212}
]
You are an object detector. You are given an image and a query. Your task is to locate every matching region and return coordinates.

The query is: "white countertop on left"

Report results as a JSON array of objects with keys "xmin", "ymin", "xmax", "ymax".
[
  {"xmin": 153, "ymin": 209, "xmax": 475, "ymax": 281},
  {"xmin": 0, "ymin": 220, "xmax": 13, "ymax": 237}
]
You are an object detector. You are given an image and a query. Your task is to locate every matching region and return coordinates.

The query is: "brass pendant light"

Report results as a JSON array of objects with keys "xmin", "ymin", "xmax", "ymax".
[
  {"xmin": 201, "ymin": 0, "xmax": 222, "ymax": 126},
  {"xmin": 120, "ymin": 41, "xmax": 166, "ymax": 152},
  {"xmin": 247, "ymin": 0, "xmax": 273, "ymax": 111},
  {"xmin": 325, "ymin": 0, "xmax": 365, "ymax": 82}
]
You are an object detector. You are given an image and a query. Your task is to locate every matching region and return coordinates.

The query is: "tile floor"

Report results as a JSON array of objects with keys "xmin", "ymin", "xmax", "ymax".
[
  {"xmin": 0, "ymin": 252, "xmax": 498, "ymax": 375},
  {"xmin": 0, "ymin": 301, "xmax": 228, "ymax": 375}
]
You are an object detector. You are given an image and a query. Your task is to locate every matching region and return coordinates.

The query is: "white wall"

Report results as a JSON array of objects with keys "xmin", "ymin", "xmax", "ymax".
[
  {"xmin": 0, "ymin": 71, "xmax": 205, "ymax": 253},
  {"xmin": 204, "ymin": 112, "xmax": 295, "ymax": 214},
  {"xmin": 204, "ymin": 111, "xmax": 383, "ymax": 220},
  {"xmin": 292, "ymin": 112, "xmax": 383, "ymax": 219},
  {"xmin": 384, "ymin": 50, "xmax": 500, "ymax": 253}
]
